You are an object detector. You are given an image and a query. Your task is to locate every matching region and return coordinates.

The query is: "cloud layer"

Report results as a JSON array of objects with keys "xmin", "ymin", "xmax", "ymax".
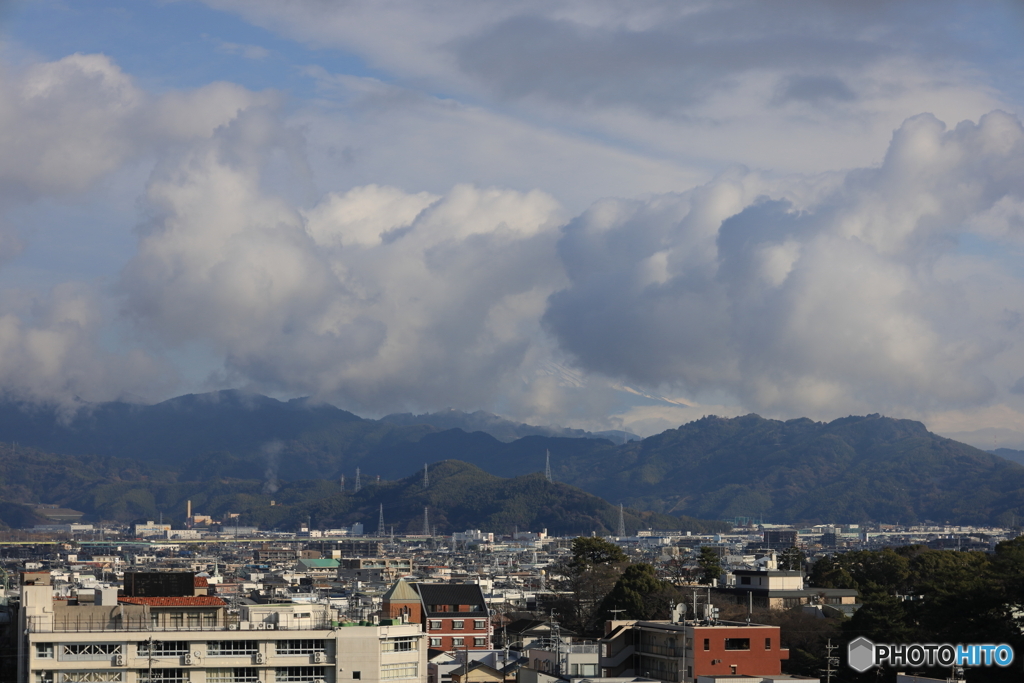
[{"xmin": 2, "ymin": 2, "xmax": 1024, "ymax": 438}]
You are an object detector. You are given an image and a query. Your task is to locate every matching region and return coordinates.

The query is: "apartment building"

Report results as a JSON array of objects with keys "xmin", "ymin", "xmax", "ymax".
[
  {"xmin": 381, "ymin": 581, "xmax": 491, "ymax": 653},
  {"xmin": 17, "ymin": 571, "xmax": 426, "ymax": 683},
  {"xmin": 602, "ymin": 619, "xmax": 790, "ymax": 683}
]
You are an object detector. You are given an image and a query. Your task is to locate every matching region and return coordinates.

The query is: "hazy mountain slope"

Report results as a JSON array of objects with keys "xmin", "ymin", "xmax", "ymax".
[
  {"xmin": 991, "ymin": 448, "xmax": 1024, "ymax": 467},
  {"xmin": 380, "ymin": 408, "xmax": 637, "ymax": 443}
]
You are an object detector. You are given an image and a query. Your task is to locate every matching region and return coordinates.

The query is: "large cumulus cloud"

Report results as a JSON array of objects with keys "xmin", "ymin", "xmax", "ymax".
[
  {"xmin": 119, "ymin": 108, "xmax": 568, "ymax": 412},
  {"xmin": 545, "ymin": 111, "xmax": 1024, "ymax": 418},
  {"xmin": 0, "ymin": 53, "xmax": 273, "ymax": 405}
]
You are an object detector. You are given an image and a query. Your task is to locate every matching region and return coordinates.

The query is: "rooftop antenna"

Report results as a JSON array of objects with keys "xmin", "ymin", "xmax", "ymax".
[
  {"xmin": 617, "ymin": 504, "xmax": 626, "ymax": 537},
  {"xmin": 354, "ymin": 468, "xmax": 361, "ymax": 493},
  {"xmin": 423, "ymin": 507, "xmax": 430, "ymax": 536},
  {"xmin": 377, "ymin": 504, "xmax": 385, "ymax": 537},
  {"xmin": 424, "ymin": 463, "xmax": 429, "ymax": 488},
  {"xmin": 545, "ymin": 450, "xmax": 553, "ymax": 482}
]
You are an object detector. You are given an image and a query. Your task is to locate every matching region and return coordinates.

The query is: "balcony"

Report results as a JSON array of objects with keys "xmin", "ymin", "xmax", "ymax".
[{"xmin": 26, "ymin": 615, "xmax": 336, "ymax": 634}]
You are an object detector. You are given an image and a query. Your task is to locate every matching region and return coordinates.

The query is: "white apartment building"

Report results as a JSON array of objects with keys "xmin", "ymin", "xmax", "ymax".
[{"xmin": 18, "ymin": 572, "xmax": 426, "ymax": 683}]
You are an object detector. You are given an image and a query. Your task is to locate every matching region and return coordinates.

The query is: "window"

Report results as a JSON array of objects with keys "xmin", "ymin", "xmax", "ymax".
[
  {"xmin": 208, "ymin": 641, "xmax": 259, "ymax": 656},
  {"xmin": 765, "ymin": 638, "xmax": 772, "ymax": 651},
  {"xmin": 429, "ymin": 638, "xmax": 442, "ymax": 647},
  {"xmin": 60, "ymin": 643, "xmax": 123, "ymax": 661},
  {"xmin": 703, "ymin": 639, "xmax": 709, "ymax": 651},
  {"xmin": 169, "ymin": 613, "xmax": 184, "ymax": 628},
  {"xmin": 353, "ymin": 672, "xmax": 361, "ymax": 679},
  {"xmin": 138, "ymin": 671, "xmax": 186, "ymax": 682},
  {"xmin": 35, "ymin": 643, "xmax": 54, "ymax": 658},
  {"xmin": 207, "ymin": 670, "xmax": 259, "ymax": 683},
  {"xmin": 452, "ymin": 621, "xmax": 464, "ymax": 630},
  {"xmin": 724, "ymin": 638, "xmax": 750, "ymax": 651},
  {"xmin": 452, "ymin": 638, "xmax": 464, "ymax": 647},
  {"xmin": 429, "ymin": 620, "xmax": 442, "ymax": 630},
  {"xmin": 381, "ymin": 637, "xmax": 418, "ymax": 653},
  {"xmin": 381, "ymin": 663, "xmax": 418, "ymax": 680},
  {"xmin": 187, "ymin": 613, "xmax": 200, "ymax": 628},
  {"xmin": 740, "ymin": 576, "xmax": 751, "ymax": 585},
  {"xmin": 276, "ymin": 640, "xmax": 326, "ymax": 655},
  {"xmin": 474, "ymin": 638, "xmax": 486, "ymax": 647},
  {"xmin": 204, "ymin": 613, "xmax": 217, "ymax": 627},
  {"xmin": 55, "ymin": 673, "xmax": 124, "ymax": 682},
  {"xmin": 138, "ymin": 641, "xmax": 190, "ymax": 656},
  {"xmin": 474, "ymin": 620, "xmax": 486, "ymax": 630},
  {"xmin": 274, "ymin": 667, "xmax": 326, "ymax": 682}
]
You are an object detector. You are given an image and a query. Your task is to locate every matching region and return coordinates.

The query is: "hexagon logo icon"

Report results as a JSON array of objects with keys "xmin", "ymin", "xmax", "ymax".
[{"xmin": 847, "ymin": 636, "xmax": 876, "ymax": 672}]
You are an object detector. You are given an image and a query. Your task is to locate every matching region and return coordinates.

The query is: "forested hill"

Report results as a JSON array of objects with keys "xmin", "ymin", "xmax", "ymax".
[
  {"xmin": 1, "ymin": 392, "xmax": 1023, "ymax": 525},
  {"xmin": 0, "ymin": 442, "xmax": 728, "ymax": 535}
]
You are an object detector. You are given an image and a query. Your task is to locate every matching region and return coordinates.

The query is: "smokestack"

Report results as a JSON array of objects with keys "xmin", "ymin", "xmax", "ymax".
[{"xmin": 187, "ymin": 500, "xmax": 192, "ymax": 529}]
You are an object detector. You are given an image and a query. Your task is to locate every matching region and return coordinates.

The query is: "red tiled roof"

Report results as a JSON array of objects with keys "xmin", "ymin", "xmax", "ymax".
[
  {"xmin": 118, "ymin": 596, "xmax": 226, "ymax": 607},
  {"xmin": 194, "ymin": 576, "xmax": 209, "ymax": 587}
]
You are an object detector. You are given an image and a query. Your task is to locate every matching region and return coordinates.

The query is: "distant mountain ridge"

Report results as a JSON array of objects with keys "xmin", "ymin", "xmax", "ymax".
[
  {"xmin": 380, "ymin": 408, "xmax": 638, "ymax": 443},
  {"xmin": 1, "ymin": 392, "xmax": 1023, "ymax": 525}
]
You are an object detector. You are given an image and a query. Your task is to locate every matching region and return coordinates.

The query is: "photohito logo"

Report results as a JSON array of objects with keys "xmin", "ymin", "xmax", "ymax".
[{"xmin": 847, "ymin": 637, "xmax": 1014, "ymax": 672}]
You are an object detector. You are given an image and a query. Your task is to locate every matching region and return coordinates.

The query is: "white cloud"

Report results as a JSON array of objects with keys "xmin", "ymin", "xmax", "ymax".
[
  {"xmin": 545, "ymin": 111, "xmax": 1024, "ymax": 420},
  {"xmin": 119, "ymin": 108, "xmax": 570, "ymax": 414},
  {"xmin": 0, "ymin": 53, "xmax": 276, "ymax": 406}
]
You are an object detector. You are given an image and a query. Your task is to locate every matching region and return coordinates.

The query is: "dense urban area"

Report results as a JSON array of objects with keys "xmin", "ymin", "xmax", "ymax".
[{"xmin": 3, "ymin": 511, "xmax": 1022, "ymax": 683}]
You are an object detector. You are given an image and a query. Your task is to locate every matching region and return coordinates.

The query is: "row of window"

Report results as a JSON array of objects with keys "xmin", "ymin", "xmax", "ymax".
[
  {"xmin": 702, "ymin": 637, "xmax": 772, "ymax": 651},
  {"xmin": 32, "ymin": 666, "xmax": 410, "ymax": 683},
  {"xmin": 427, "ymin": 620, "xmax": 486, "ymax": 630},
  {"xmin": 380, "ymin": 637, "xmax": 419, "ymax": 653},
  {"xmin": 429, "ymin": 637, "xmax": 487, "ymax": 648},
  {"xmin": 37, "ymin": 640, "xmax": 329, "ymax": 659},
  {"xmin": 35, "ymin": 668, "xmax": 329, "ymax": 683}
]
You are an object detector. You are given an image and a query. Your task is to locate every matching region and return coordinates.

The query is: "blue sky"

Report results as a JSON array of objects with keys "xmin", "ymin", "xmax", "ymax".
[{"xmin": 1, "ymin": 0, "xmax": 1023, "ymax": 444}]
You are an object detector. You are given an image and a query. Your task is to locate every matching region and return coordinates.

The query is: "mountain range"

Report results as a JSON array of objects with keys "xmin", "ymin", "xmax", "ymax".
[{"xmin": 1, "ymin": 392, "xmax": 1022, "ymax": 527}]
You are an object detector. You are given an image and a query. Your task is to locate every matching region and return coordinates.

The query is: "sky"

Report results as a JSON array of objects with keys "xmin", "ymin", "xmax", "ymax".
[{"xmin": 1, "ymin": 1, "xmax": 1024, "ymax": 445}]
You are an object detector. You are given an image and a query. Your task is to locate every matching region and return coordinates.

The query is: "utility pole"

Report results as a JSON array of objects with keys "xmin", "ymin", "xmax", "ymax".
[
  {"xmin": 822, "ymin": 639, "xmax": 838, "ymax": 682},
  {"xmin": 423, "ymin": 507, "xmax": 430, "ymax": 536},
  {"xmin": 617, "ymin": 504, "xmax": 626, "ymax": 537}
]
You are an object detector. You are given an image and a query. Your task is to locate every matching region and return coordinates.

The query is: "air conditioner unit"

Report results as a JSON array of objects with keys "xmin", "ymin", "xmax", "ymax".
[
  {"xmin": 267, "ymin": 623, "xmax": 276, "ymax": 630},
  {"xmin": 256, "ymin": 623, "xmax": 266, "ymax": 630},
  {"xmin": 255, "ymin": 653, "xmax": 266, "ymax": 664},
  {"xmin": 313, "ymin": 652, "xmax": 324, "ymax": 663},
  {"xmin": 184, "ymin": 654, "xmax": 192, "ymax": 665},
  {"xmin": 229, "ymin": 623, "xmax": 239, "ymax": 630},
  {"xmin": 114, "ymin": 654, "xmax": 124, "ymax": 666}
]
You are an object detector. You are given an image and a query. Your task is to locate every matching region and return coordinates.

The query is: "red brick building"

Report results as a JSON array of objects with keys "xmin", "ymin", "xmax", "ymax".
[
  {"xmin": 382, "ymin": 580, "xmax": 491, "ymax": 652},
  {"xmin": 603, "ymin": 619, "xmax": 790, "ymax": 682}
]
